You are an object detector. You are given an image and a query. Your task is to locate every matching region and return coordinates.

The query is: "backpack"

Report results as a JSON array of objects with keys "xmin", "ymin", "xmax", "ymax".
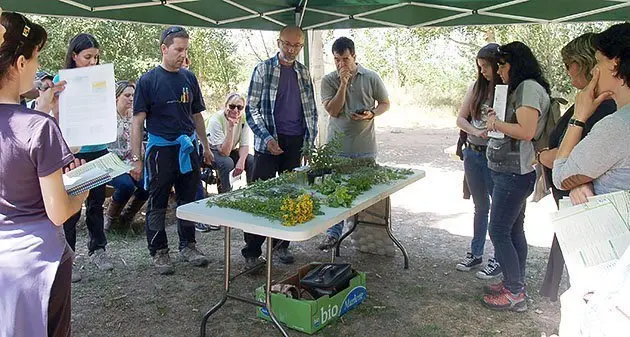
[{"xmin": 533, "ymin": 97, "xmax": 568, "ymax": 151}]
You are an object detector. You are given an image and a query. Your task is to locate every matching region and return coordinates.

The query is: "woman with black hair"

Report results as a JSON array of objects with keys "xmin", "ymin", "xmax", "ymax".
[
  {"xmin": 482, "ymin": 41, "xmax": 551, "ymax": 312},
  {"xmin": 56, "ymin": 33, "xmax": 114, "ymax": 282},
  {"xmin": 0, "ymin": 12, "xmax": 88, "ymax": 336},
  {"xmin": 455, "ymin": 43, "xmax": 503, "ymax": 280}
]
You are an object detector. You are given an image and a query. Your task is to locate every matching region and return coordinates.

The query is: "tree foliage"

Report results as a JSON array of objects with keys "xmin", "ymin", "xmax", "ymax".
[{"xmin": 31, "ymin": 16, "xmax": 243, "ymax": 109}]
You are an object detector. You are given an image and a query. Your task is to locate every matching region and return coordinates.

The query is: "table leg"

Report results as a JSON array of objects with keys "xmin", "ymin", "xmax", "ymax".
[
  {"xmin": 335, "ymin": 214, "xmax": 358, "ymax": 257},
  {"xmin": 265, "ymin": 237, "xmax": 289, "ymax": 337},
  {"xmin": 335, "ymin": 198, "xmax": 410, "ymax": 269},
  {"xmin": 200, "ymin": 227, "xmax": 231, "ymax": 337},
  {"xmin": 383, "ymin": 197, "xmax": 410, "ymax": 269}
]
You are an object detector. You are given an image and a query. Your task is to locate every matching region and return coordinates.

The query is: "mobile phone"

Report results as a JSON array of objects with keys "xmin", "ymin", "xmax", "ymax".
[
  {"xmin": 354, "ymin": 108, "xmax": 368, "ymax": 115},
  {"xmin": 34, "ymin": 80, "xmax": 51, "ymax": 91}
]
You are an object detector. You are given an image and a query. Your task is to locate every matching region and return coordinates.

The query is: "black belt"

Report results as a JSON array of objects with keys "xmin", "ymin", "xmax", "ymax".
[{"xmin": 467, "ymin": 143, "xmax": 487, "ymax": 152}]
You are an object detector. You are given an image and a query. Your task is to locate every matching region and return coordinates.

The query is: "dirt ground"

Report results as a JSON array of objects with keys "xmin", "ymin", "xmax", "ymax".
[{"xmin": 70, "ymin": 122, "xmax": 564, "ymax": 337}]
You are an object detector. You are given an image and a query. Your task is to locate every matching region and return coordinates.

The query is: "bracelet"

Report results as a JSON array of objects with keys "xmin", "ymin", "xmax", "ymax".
[
  {"xmin": 536, "ymin": 147, "xmax": 549, "ymax": 164},
  {"xmin": 568, "ymin": 118, "xmax": 586, "ymax": 128}
]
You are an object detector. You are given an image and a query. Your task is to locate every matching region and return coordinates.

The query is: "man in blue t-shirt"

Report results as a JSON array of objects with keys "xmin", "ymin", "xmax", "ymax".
[{"xmin": 130, "ymin": 26, "xmax": 213, "ymax": 275}]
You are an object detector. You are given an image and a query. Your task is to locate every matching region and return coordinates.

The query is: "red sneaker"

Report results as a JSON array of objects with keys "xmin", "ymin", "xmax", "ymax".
[
  {"xmin": 484, "ymin": 282, "xmax": 529, "ymax": 298},
  {"xmin": 483, "ymin": 290, "xmax": 527, "ymax": 312},
  {"xmin": 484, "ymin": 282, "xmax": 507, "ymax": 295}
]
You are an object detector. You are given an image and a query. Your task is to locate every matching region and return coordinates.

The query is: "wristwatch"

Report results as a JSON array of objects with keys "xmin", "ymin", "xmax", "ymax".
[
  {"xmin": 131, "ymin": 155, "xmax": 141, "ymax": 162},
  {"xmin": 568, "ymin": 118, "xmax": 586, "ymax": 128}
]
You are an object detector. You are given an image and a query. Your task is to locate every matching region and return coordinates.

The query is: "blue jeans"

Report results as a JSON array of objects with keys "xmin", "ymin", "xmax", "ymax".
[
  {"xmin": 463, "ymin": 147, "xmax": 494, "ymax": 257},
  {"xmin": 326, "ymin": 152, "xmax": 375, "ymax": 239},
  {"xmin": 488, "ymin": 170, "xmax": 536, "ymax": 294},
  {"xmin": 108, "ymin": 173, "xmax": 149, "ymax": 204}
]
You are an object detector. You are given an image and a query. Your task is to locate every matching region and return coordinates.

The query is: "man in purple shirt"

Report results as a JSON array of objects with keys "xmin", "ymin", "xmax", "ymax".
[{"xmin": 243, "ymin": 26, "xmax": 318, "ymax": 270}]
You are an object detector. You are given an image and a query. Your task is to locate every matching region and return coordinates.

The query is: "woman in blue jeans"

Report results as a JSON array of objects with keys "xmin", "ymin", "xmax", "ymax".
[
  {"xmin": 105, "ymin": 81, "xmax": 149, "ymax": 231},
  {"xmin": 455, "ymin": 44, "xmax": 503, "ymax": 280},
  {"xmin": 483, "ymin": 41, "xmax": 550, "ymax": 312}
]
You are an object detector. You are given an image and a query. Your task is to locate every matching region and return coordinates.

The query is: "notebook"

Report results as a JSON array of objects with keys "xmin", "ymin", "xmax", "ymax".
[{"xmin": 63, "ymin": 153, "xmax": 131, "ymax": 196}]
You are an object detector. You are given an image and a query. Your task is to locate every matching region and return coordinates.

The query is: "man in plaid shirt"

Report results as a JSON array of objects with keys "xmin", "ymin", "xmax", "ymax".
[{"xmin": 243, "ymin": 26, "xmax": 318, "ymax": 270}]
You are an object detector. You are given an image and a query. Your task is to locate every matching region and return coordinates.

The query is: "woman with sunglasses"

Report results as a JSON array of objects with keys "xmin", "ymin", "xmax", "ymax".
[
  {"xmin": 205, "ymin": 92, "xmax": 254, "ymax": 194},
  {"xmin": 55, "ymin": 32, "xmax": 114, "ymax": 282},
  {"xmin": 104, "ymin": 81, "xmax": 149, "ymax": 233},
  {"xmin": 0, "ymin": 12, "xmax": 89, "ymax": 336},
  {"xmin": 483, "ymin": 41, "xmax": 551, "ymax": 312},
  {"xmin": 538, "ymin": 33, "xmax": 616, "ymax": 302}
]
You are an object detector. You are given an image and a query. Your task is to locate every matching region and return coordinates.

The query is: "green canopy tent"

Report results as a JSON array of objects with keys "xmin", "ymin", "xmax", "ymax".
[{"xmin": 2, "ymin": 0, "xmax": 629, "ymax": 31}]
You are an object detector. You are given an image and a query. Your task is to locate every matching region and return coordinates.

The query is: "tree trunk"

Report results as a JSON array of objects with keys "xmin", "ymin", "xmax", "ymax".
[{"xmin": 309, "ymin": 29, "xmax": 327, "ymax": 146}]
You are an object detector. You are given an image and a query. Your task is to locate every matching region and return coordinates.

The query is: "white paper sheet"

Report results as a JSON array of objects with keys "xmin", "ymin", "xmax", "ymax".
[
  {"xmin": 488, "ymin": 84, "xmax": 508, "ymax": 139},
  {"xmin": 58, "ymin": 63, "xmax": 117, "ymax": 147},
  {"xmin": 552, "ymin": 197, "xmax": 630, "ymax": 289}
]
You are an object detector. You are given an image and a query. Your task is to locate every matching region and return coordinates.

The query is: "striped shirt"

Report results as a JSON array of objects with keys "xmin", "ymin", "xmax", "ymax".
[{"xmin": 245, "ymin": 53, "xmax": 318, "ymax": 154}]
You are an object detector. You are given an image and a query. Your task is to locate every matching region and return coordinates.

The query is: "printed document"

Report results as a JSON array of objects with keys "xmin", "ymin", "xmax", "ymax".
[
  {"xmin": 488, "ymin": 84, "xmax": 508, "ymax": 139},
  {"xmin": 58, "ymin": 63, "xmax": 117, "ymax": 147},
  {"xmin": 552, "ymin": 193, "xmax": 630, "ymax": 289}
]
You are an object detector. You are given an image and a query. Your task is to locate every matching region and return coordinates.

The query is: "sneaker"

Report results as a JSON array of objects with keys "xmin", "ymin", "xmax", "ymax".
[
  {"xmin": 484, "ymin": 281, "xmax": 529, "ymax": 298},
  {"xmin": 274, "ymin": 247, "xmax": 294, "ymax": 264},
  {"xmin": 195, "ymin": 223, "xmax": 222, "ymax": 232},
  {"xmin": 476, "ymin": 258, "xmax": 502, "ymax": 280},
  {"xmin": 244, "ymin": 257, "xmax": 266, "ymax": 274},
  {"xmin": 153, "ymin": 248, "xmax": 175, "ymax": 275},
  {"xmin": 483, "ymin": 289, "xmax": 527, "ymax": 312},
  {"xmin": 195, "ymin": 223, "xmax": 211, "ymax": 232},
  {"xmin": 456, "ymin": 252, "xmax": 482, "ymax": 271},
  {"xmin": 71, "ymin": 264, "xmax": 82, "ymax": 283},
  {"xmin": 90, "ymin": 248, "xmax": 114, "ymax": 271},
  {"xmin": 318, "ymin": 235, "xmax": 338, "ymax": 251},
  {"xmin": 179, "ymin": 243, "xmax": 210, "ymax": 267}
]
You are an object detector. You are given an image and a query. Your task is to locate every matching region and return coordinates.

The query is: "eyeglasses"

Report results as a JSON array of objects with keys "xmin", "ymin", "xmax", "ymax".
[
  {"xmin": 228, "ymin": 104, "xmax": 244, "ymax": 111},
  {"xmin": 278, "ymin": 39, "xmax": 304, "ymax": 50},
  {"xmin": 161, "ymin": 26, "xmax": 185, "ymax": 44}
]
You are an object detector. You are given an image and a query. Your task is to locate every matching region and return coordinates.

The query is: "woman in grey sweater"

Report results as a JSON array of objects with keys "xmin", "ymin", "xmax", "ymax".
[{"xmin": 553, "ymin": 22, "xmax": 630, "ymax": 201}]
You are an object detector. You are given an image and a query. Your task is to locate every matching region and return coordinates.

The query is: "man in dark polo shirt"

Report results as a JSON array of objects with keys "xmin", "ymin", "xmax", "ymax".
[
  {"xmin": 318, "ymin": 37, "xmax": 390, "ymax": 250},
  {"xmin": 243, "ymin": 26, "xmax": 318, "ymax": 270},
  {"xmin": 130, "ymin": 26, "xmax": 213, "ymax": 275}
]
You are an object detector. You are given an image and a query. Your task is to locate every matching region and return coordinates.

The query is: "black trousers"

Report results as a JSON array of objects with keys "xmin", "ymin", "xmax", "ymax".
[
  {"xmin": 145, "ymin": 143, "xmax": 200, "ymax": 256},
  {"xmin": 241, "ymin": 134, "xmax": 304, "ymax": 259},
  {"xmin": 48, "ymin": 253, "xmax": 72, "ymax": 337},
  {"xmin": 63, "ymin": 149, "xmax": 109, "ymax": 254}
]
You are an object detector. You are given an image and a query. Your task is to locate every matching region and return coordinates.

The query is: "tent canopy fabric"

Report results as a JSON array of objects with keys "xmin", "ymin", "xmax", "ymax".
[{"xmin": 2, "ymin": 0, "xmax": 629, "ymax": 31}]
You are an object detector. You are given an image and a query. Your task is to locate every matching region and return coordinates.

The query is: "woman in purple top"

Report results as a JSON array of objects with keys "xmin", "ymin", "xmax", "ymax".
[{"xmin": 0, "ymin": 12, "xmax": 88, "ymax": 337}]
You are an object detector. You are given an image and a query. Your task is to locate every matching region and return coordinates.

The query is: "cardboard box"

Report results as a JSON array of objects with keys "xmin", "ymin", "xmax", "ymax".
[{"xmin": 255, "ymin": 263, "xmax": 367, "ymax": 334}]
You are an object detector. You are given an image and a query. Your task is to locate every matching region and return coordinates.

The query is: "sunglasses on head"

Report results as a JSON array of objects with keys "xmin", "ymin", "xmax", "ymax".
[
  {"xmin": 161, "ymin": 26, "xmax": 185, "ymax": 44},
  {"xmin": 228, "ymin": 104, "xmax": 244, "ymax": 111}
]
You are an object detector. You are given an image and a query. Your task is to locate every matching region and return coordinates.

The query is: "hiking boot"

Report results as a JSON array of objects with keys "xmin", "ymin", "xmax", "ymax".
[
  {"xmin": 244, "ymin": 257, "xmax": 266, "ymax": 274},
  {"xmin": 274, "ymin": 247, "xmax": 294, "ymax": 264},
  {"xmin": 318, "ymin": 235, "xmax": 338, "ymax": 251},
  {"xmin": 476, "ymin": 258, "xmax": 502, "ymax": 280},
  {"xmin": 179, "ymin": 243, "xmax": 210, "ymax": 267},
  {"xmin": 104, "ymin": 200, "xmax": 124, "ymax": 232},
  {"xmin": 456, "ymin": 252, "xmax": 482, "ymax": 271},
  {"xmin": 71, "ymin": 264, "xmax": 82, "ymax": 283},
  {"xmin": 90, "ymin": 248, "xmax": 114, "ymax": 271},
  {"xmin": 483, "ymin": 289, "xmax": 528, "ymax": 312},
  {"xmin": 119, "ymin": 197, "xmax": 146, "ymax": 229},
  {"xmin": 153, "ymin": 249, "xmax": 174, "ymax": 275}
]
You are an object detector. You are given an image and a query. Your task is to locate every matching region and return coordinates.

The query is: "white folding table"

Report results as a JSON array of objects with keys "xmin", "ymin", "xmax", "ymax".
[{"xmin": 176, "ymin": 169, "xmax": 425, "ymax": 337}]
